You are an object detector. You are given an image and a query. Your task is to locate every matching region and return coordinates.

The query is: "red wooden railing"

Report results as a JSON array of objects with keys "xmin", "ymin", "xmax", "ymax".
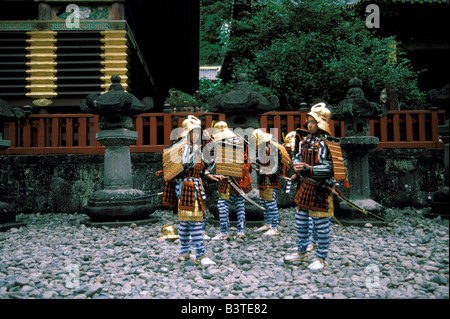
[
  {"xmin": 0, "ymin": 112, "xmax": 225, "ymax": 155},
  {"xmin": 0, "ymin": 110, "xmax": 445, "ymax": 155},
  {"xmin": 370, "ymin": 110, "xmax": 446, "ymax": 149},
  {"xmin": 260, "ymin": 110, "xmax": 446, "ymax": 149},
  {"xmin": 260, "ymin": 111, "xmax": 345, "ymax": 141}
]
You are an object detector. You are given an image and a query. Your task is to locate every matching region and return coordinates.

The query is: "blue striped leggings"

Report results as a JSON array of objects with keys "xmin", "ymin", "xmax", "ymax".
[
  {"xmin": 260, "ymin": 189, "xmax": 279, "ymax": 229},
  {"xmin": 295, "ymin": 209, "xmax": 330, "ymax": 259},
  {"xmin": 308, "ymin": 217, "xmax": 318, "ymax": 246},
  {"xmin": 178, "ymin": 221, "xmax": 206, "ymax": 259},
  {"xmin": 218, "ymin": 194, "xmax": 246, "ymax": 234}
]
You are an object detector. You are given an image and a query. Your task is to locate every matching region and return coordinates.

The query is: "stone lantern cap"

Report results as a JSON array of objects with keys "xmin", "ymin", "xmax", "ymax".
[
  {"xmin": 333, "ymin": 77, "xmax": 387, "ymax": 121},
  {"xmin": 80, "ymin": 75, "xmax": 154, "ymax": 130},
  {"xmin": 207, "ymin": 73, "xmax": 279, "ymax": 113},
  {"xmin": 0, "ymin": 99, "xmax": 29, "ymax": 122}
]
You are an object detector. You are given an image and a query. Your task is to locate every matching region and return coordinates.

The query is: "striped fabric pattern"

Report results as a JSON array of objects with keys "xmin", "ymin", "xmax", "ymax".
[
  {"xmin": 217, "ymin": 194, "xmax": 246, "ymax": 233},
  {"xmin": 178, "ymin": 220, "xmax": 205, "ymax": 259},
  {"xmin": 259, "ymin": 189, "xmax": 279, "ymax": 229},
  {"xmin": 295, "ymin": 209, "xmax": 330, "ymax": 259}
]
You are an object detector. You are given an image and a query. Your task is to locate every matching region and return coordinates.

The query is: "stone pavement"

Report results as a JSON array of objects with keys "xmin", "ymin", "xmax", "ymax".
[{"xmin": 0, "ymin": 206, "xmax": 448, "ymax": 299}]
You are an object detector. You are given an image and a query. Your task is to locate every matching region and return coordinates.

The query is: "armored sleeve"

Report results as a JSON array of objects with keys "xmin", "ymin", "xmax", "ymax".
[
  {"xmin": 292, "ymin": 139, "xmax": 303, "ymax": 165},
  {"xmin": 311, "ymin": 140, "xmax": 333, "ymax": 179}
]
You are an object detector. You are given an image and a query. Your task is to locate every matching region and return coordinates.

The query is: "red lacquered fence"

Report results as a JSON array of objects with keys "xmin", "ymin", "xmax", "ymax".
[{"xmin": 0, "ymin": 110, "xmax": 445, "ymax": 155}]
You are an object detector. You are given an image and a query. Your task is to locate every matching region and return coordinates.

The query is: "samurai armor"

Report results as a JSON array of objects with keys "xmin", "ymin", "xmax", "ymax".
[
  {"xmin": 238, "ymin": 162, "xmax": 252, "ymax": 193},
  {"xmin": 178, "ymin": 178, "xmax": 205, "ymax": 211},
  {"xmin": 218, "ymin": 182, "xmax": 230, "ymax": 199},
  {"xmin": 162, "ymin": 139, "xmax": 186, "ymax": 181},
  {"xmin": 178, "ymin": 199, "xmax": 204, "ymax": 222},
  {"xmin": 325, "ymin": 140, "xmax": 347, "ymax": 182},
  {"xmin": 309, "ymin": 194, "xmax": 335, "ymax": 218},
  {"xmin": 179, "ymin": 180, "xmax": 197, "ymax": 211},
  {"xmin": 294, "ymin": 177, "xmax": 334, "ymax": 216},
  {"xmin": 258, "ymin": 174, "xmax": 280, "ymax": 190},
  {"xmin": 215, "ymin": 140, "xmax": 244, "ymax": 178},
  {"xmin": 274, "ymin": 141, "xmax": 292, "ymax": 170},
  {"xmin": 162, "ymin": 180, "xmax": 177, "ymax": 208},
  {"xmin": 181, "ymin": 162, "xmax": 204, "ymax": 179},
  {"xmin": 218, "ymin": 161, "xmax": 252, "ymax": 197},
  {"xmin": 260, "ymin": 187, "xmax": 274, "ymax": 201}
]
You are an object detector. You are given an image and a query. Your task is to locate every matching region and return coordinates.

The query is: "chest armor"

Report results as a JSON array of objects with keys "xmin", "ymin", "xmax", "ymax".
[
  {"xmin": 295, "ymin": 138, "xmax": 334, "ymax": 216},
  {"xmin": 183, "ymin": 162, "xmax": 204, "ymax": 179},
  {"xmin": 300, "ymin": 140, "xmax": 321, "ymax": 166}
]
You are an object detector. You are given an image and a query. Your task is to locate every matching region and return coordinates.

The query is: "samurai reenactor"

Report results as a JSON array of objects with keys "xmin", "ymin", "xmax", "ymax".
[
  {"xmin": 208, "ymin": 121, "xmax": 252, "ymax": 241},
  {"xmin": 284, "ymin": 130, "xmax": 318, "ymax": 253},
  {"xmin": 250, "ymin": 129, "xmax": 285, "ymax": 237},
  {"xmin": 161, "ymin": 115, "xmax": 219, "ymax": 266},
  {"xmin": 284, "ymin": 103, "xmax": 338, "ymax": 271}
]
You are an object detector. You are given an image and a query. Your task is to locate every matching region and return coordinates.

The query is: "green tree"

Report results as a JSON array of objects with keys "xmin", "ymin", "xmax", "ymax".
[
  {"xmin": 223, "ymin": 0, "xmax": 424, "ymax": 109},
  {"xmin": 200, "ymin": 0, "xmax": 234, "ymax": 65}
]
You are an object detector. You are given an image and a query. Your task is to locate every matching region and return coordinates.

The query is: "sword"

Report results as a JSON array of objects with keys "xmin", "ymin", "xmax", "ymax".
[
  {"xmin": 227, "ymin": 177, "xmax": 265, "ymax": 211},
  {"xmin": 327, "ymin": 186, "xmax": 386, "ymax": 222},
  {"xmin": 331, "ymin": 216, "xmax": 351, "ymax": 233},
  {"xmin": 296, "ymin": 174, "xmax": 386, "ymax": 222},
  {"xmin": 133, "ymin": 192, "xmax": 164, "ymax": 200}
]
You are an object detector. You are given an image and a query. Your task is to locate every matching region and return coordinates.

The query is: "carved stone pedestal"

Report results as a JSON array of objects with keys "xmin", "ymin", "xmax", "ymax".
[{"xmin": 83, "ymin": 129, "xmax": 155, "ymax": 222}]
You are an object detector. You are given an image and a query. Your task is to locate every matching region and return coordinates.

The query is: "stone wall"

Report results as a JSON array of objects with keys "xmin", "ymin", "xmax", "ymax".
[
  {"xmin": 0, "ymin": 153, "xmax": 165, "ymax": 214},
  {"xmin": 0, "ymin": 149, "xmax": 445, "ymax": 214},
  {"xmin": 368, "ymin": 148, "xmax": 445, "ymax": 208}
]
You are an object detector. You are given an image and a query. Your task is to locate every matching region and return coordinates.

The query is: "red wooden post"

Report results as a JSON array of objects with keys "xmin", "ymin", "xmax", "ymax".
[
  {"xmin": 380, "ymin": 116, "xmax": 388, "ymax": 142},
  {"xmin": 393, "ymin": 113, "xmax": 400, "ymax": 142},
  {"xmin": 204, "ymin": 114, "xmax": 213, "ymax": 130},
  {"xmin": 79, "ymin": 117, "xmax": 87, "ymax": 147},
  {"xmin": 66, "ymin": 117, "xmax": 73, "ymax": 147},
  {"xmin": 431, "ymin": 110, "xmax": 439, "ymax": 142},
  {"xmin": 149, "ymin": 116, "xmax": 157, "ymax": 145},
  {"xmin": 22, "ymin": 117, "xmax": 32, "ymax": 147},
  {"xmin": 341, "ymin": 121, "xmax": 345, "ymax": 137},
  {"xmin": 51, "ymin": 117, "xmax": 59, "ymax": 147},
  {"xmin": 178, "ymin": 116, "xmax": 184, "ymax": 128},
  {"xmin": 135, "ymin": 115, "xmax": 143, "ymax": 145},
  {"xmin": 369, "ymin": 119, "xmax": 375, "ymax": 136},
  {"xmin": 163, "ymin": 113, "xmax": 172, "ymax": 145},
  {"xmin": 260, "ymin": 115, "xmax": 267, "ymax": 131},
  {"xmin": 287, "ymin": 114, "xmax": 294, "ymax": 133},
  {"xmin": 300, "ymin": 112, "xmax": 306, "ymax": 128},
  {"xmin": 418, "ymin": 113, "xmax": 426, "ymax": 141},
  {"xmin": 274, "ymin": 114, "xmax": 281, "ymax": 140},
  {"xmin": 38, "ymin": 118, "xmax": 45, "ymax": 147},
  {"xmin": 405, "ymin": 113, "xmax": 413, "ymax": 142},
  {"xmin": 329, "ymin": 120, "xmax": 336, "ymax": 137},
  {"xmin": 93, "ymin": 115, "xmax": 101, "ymax": 146},
  {"xmin": 8, "ymin": 122, "xmax": 17, "ymax": 147}
]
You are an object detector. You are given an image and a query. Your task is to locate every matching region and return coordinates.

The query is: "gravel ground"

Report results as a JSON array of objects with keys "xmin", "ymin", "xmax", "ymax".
[{"xmin": 0, "ymin": 206, "xmax": 448, "ymax": 299}]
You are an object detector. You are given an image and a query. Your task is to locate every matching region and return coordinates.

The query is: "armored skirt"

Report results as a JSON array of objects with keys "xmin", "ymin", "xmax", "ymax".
[{"xmin": 293, "ymin": 134, "xmax": 336, "ymax": 218}]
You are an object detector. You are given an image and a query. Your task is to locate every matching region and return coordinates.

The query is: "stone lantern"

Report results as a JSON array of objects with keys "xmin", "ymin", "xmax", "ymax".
[
  {"xmin": 0, "ymin": 99, "xmax": 31, "ymax": 231},
  {"xmin": 332, "ymin": 78, "xmax": 387, "ymax": 224},
  {"xmin": 80, "ymin": 75, "xmax": 155, "ymax": 223},
  {"xmin": 207, "ymin": 73, "xmax": 279, "ymax": 128},
  {"xmin": 206, "ymin": 73, "xmax": 281, "ymax": 222}
]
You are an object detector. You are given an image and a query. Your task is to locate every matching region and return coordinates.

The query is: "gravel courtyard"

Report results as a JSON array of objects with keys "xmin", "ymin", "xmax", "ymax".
[{"xmin": 0, "ymin": 206, "xmax": 448, "ymax": 299}]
